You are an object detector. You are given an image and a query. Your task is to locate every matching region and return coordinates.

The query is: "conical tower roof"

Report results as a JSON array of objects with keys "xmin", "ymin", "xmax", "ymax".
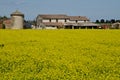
[{"xmin": 11, "ymin": 10, "xmax": 24, "ymax": 17}]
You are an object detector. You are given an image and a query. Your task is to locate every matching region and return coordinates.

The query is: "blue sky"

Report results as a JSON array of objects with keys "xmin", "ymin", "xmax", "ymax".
[{"xmin": 0, "ymin": 0, "xmax": 120, "ymax": 21}]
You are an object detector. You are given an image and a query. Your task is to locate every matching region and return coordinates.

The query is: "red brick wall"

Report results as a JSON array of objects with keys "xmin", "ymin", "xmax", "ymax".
[{"xmin": 0, "ymin": 21, "xmax": 2, "ymax": 29}]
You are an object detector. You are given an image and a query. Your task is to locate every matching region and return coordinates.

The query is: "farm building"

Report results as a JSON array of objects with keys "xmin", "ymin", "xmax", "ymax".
[
  {"xmin": 0, "ymin": 10, "xmax": 24, "ymax": 29},
  {"xmin": 10, "ymin": 10, "xmax": 24, "ymax": 29},
  {"xmin": 36, "ymin": 14, "xmax": 99, "ymax": 29},
  {"xmin": 111, "ymin": 22, "xmax": 120, "ymax": 29}
]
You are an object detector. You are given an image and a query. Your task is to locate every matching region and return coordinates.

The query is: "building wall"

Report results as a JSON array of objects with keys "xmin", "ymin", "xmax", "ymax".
[
  {"xmin": 51, "ymin": 19, "xmax": 56, "ymax": 22},
  {"xmin": 5, "ymin": 24, "xmax": 12, "ymax": 29},
  {"xmin": 68, "ymin": 20, "xmax": 89, "ymax": 23},
  {"xmin": 58, "ymin": 19, "xmax": 65, "ymax": 23},
  {"xmin": 0, "ymin": 24, "xmax": 2, "ymax": 29},
  {"xmin": 36, "ymin": 17, "xmax": 42, "ymax": 26},
  {"xmin": 78, "ymin": 21, "xmax": 85, "ymax": 23},
  {"xmin": 66, "ymin": 20, "xmax": 70, "ymax": 23},
  {"xmin": 43, "ymin": 19, "xmax": 66, "ymax": 23},
  {"xmin": 69, "ymin": 21, "xmax": 76, "ymax": 23},
  {"xmin": 12, "ymin": 16, "xmax": 24, "ymax": 29},
  {"xmin": 46, "ymin": 26, "xmax": 57, "ymax": 29},
  {"xmin": 42, "ymin": 19, "xmax": 49, "ymax": 22}
]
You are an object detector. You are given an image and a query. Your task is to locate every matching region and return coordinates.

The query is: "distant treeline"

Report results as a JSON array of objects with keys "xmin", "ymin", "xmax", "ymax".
[
  {"xmin": 0, "ymin": 16, "xmax": 8, "ymax": 20},
  {"xmin": 95, "ymin": 19, "xmax": 120, "ymax": 23}
]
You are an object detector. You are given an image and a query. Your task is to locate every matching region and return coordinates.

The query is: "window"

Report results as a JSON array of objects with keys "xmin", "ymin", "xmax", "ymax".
[
  {"xmin": 56, "ymin": 19, "xmax": 58, "ymax": 22},
  {"xmin": 76, "ymin": 20, "xmax": 78, "ymax": 23},
  {"xmin": 49, "ymin": 19, "xmax": 51, "ymax": 22},
  {"xmin": 65, "ymin": 19, "xmax": 67, "ymax": 22}
]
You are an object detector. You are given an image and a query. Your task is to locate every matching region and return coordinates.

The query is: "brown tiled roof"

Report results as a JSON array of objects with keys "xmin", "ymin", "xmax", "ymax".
[
  {"xmin": 39, "ymin": 14, "xmax": 68, "ymax": 19},
  {"xmin": 43, "ymin": 22, "xmax": 64, "ymax": 26},
  {"xmin": 3, "ymin": 19, "xmax": 12, "ymax": 24},
  {"xmin": 69, "ymin": 16, "xmax": 89, "ymax": 21},
  {"xmin": 38, "ymin": 14, "xmax": 89, "ymax": 21}
]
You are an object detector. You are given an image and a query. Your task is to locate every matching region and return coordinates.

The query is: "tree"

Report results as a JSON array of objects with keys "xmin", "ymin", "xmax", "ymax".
[
  {"xmin": 0, "ymin": 16, "xmax": 8, "ymax": 20},
  {"xmin": 3, "ymin": 16, "xmax": 7, "ymax": 19},
  {"xmin": 116, "ymin": 20, "xmax": 120, "ymax": 23},
  {"xmin": 96, "ymin": 20, "xmax": 99, "ymax": 23},
  {"xmin": 106, "ymin": 20, "xmax": 110, "ymax": 23},
  {"xmin": 111, "ymin": 19, "xmax": 116, "ymax": 23},
  {"xmin": 100, "ymin": 19, "xmax": 105, "ymax": 23}
]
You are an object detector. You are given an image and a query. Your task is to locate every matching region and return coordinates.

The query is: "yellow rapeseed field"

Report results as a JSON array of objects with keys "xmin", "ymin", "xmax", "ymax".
[{"xmin": 0, "ymin": 29, "xmax": 120, "ymax": 80}]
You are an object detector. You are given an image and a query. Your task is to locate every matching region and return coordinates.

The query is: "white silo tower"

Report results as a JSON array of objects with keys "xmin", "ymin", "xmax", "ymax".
[{"xmin": 11, "ymin": 10, "xmax": 24, "ymax": 29}]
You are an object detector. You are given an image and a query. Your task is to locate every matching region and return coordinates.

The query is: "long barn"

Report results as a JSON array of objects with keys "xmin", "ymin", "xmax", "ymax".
[{"xmin": 36, "ymin": 14, "xmax": 99, "ymax": 29}]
